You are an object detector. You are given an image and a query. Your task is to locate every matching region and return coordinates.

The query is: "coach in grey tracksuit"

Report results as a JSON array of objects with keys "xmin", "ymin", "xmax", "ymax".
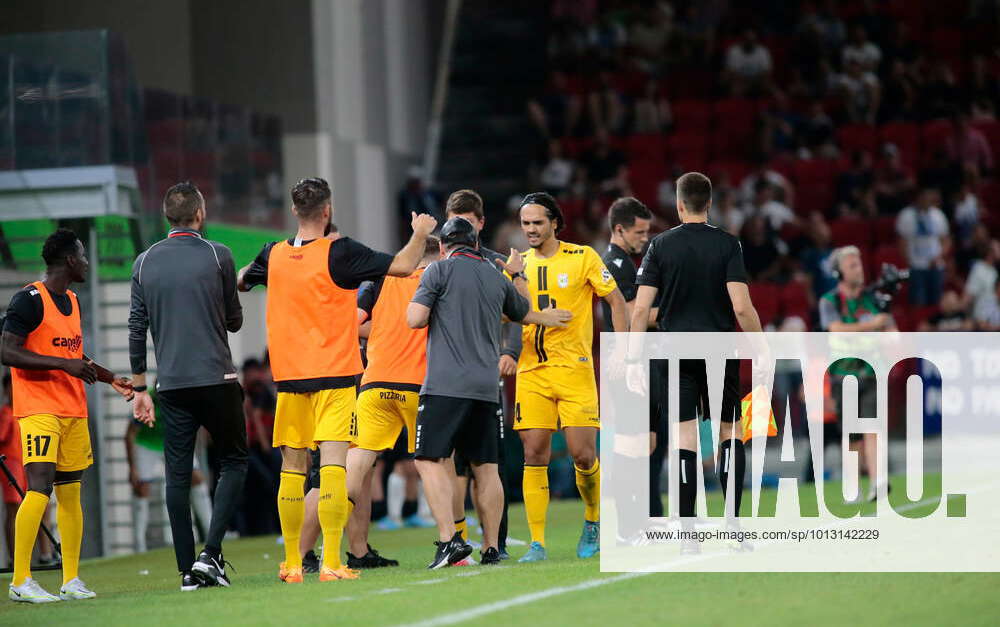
[{"xmin": 128, "ymin": 182, "xmax": 247, "ymax": 589}]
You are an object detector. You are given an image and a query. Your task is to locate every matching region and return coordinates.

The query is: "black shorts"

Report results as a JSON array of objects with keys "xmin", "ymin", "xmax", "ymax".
[
  {"xmin": 415, "ymin": 395, "xmax": 499, "ymax": 464},
  {"xmin": 653, "ymin": 359, "xmax": 743, "ymax": 424},
  {"xmin": 454, "ymin": 400, "xmax": 504, "ymax": 476}
]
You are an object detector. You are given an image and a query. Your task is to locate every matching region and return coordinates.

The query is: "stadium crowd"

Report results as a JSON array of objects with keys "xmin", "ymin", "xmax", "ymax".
[{"xmin": 518, "ymin": 0, "xmax": 1000, "ymax": 332}]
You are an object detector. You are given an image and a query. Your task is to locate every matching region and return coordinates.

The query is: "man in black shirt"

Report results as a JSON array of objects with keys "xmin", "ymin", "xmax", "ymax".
[
  {"xmin": 601, "ymin": 197, "xmax": 654, "ymax": 332},
  {"xmin": 627, "ymin": 172, "xmax": 764, "ymax": 553}
]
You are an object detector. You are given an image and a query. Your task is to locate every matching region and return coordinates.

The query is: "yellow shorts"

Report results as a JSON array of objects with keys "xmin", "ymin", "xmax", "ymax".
[
  {"xmin": 514, "ymin": 368, "xmax": 600, "ymax": 431},
  {"xmin": 355, "ymin": 387, "xmax": 418, "ymax": 453},
  {"xmin": 18, "ymin": 414, "xmax": 93, "ymax": 472},
  {"xmin": 273, "ymin": 387, "xmax": 357, "ymax": 449}
]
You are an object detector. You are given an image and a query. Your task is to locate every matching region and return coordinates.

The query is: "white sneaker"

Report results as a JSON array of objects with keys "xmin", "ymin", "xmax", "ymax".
[
  {"xmin": 9, "ymin": 578, "xmax": 60, "ymax": 603},
  {"xmin": 59, "ymin": 577, "xmax": 96, "ymax": 601}
]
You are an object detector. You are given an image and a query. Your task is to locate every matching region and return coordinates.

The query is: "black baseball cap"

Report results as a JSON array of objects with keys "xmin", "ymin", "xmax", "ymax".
[{"xmin": 439, "ymin": 217, "xmax": 478, "ymax": 247}]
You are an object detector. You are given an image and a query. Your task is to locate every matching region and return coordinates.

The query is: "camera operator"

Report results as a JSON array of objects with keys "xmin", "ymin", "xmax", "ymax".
[{"xmin": 819, "ymin": 246, "xmax": 895, "ymax": 502}]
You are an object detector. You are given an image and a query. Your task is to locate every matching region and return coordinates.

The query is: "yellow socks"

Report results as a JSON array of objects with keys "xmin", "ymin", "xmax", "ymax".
[
  {"xmin": 575, "ymin": 459, "xmax": 601, "ymax": 523},
  {"xmin": 13, "ymin": 490, "xmax": 48, "ymax": 586},
  {"xmin": 318, "ymin": 465, "xmax": 348, "ymax": 570},
  {"xmin": 455, "ymin": 517, "xmax": 468, "ymax": 542},
  {"xmin": 277, "ymin": 471, "xmax": 306, "ymax": 568},
  {"xmin": 54, "ymin": 481, "xmax": 83, "ymax": 584},
  {"xmin": 522, "ymin": 465, "xmax": 549, "ymax": 546}
]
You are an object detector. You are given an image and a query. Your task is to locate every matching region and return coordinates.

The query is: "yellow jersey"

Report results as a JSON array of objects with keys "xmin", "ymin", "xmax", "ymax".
[{"xmin": 519, "ymin": 241, "xmax": 617, "ymax": 373}]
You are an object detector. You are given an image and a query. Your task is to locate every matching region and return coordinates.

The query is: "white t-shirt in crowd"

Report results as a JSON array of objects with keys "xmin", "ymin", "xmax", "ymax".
[
  {"xmin": 895, "ymin": 206, "xmax": 949, "ymax": 269},
  {"xmin": 965, "ymin": 259, "xmax": 998, "ymax": 322},
  {"xmin": 725, "ymin": 43, "xmax": 772, "ymax": 78},
  {"xmin": 539, "ymin": 158, "xmax": 574, "ymax": 190},
  {"xmin": 842, "ymin": 42, "xmax": 882, "ymax": 70}
]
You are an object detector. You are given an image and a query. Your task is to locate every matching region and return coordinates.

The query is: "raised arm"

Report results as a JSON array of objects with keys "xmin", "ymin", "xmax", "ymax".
[{"xmin": 388, "ymin": 212, "xmax": 437, "ymax": 277}]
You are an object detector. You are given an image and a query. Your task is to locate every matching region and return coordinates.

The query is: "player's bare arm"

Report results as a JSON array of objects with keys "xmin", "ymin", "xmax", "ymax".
[
  {"xmin": 406, "ymin": 301, "xmax": 432, "ymax": 329},
  {"xmin": 626, "ymin": 285, "xmax": 658, "ymax": 395},
  {"xmin": 726, "ymin": 282, "xmax": 764, "ymax": 333},
  {"xmin": 1, "ymin": 330, "xmax": 96, "ymax": 383},
  {"xmin": 388, "ymin": 212, "xmax": 437, "ymax": 277}
]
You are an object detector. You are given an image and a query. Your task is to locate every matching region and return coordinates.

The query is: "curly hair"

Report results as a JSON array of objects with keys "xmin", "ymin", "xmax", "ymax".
[
  {"xmin": 291, "ymin": 177, "xmax": 332, "ymax": 219},
  {"xmin": 42, "ymin": 228, "xmax": 80, "ymax": 267}
]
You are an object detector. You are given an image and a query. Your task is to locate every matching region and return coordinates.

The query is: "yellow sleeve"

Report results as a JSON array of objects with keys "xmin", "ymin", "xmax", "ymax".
[{"xmin": 584, "ymin": 247, "xmax": 617, "ymax": 298}]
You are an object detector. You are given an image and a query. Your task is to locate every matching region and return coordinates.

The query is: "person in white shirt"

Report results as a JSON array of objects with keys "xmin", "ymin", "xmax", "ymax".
[
  {"xmin": 896, "ymin": 187, "xmax": 950, "ymax": 305},
  {"xmin": 842, "ymin": 25, "xmax": 881, "ymax": 72},
  {"xmin": 965, "ymin": 239, "xmax": 999, "ymax": 324},
  {"xmin": 538, "ymin": 139, "xmax": 575, "ymax": 195},
  {"xmin": 744, "ymin": 179, "xmax": 796, "ymax": 231},
  {"xmin": 725, "ymin": 29, "xmax": 772, "ymax": 94}
]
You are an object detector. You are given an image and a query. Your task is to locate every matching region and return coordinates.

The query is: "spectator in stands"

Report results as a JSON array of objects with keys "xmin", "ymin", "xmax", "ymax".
[
  {"xmin": 537, "ymin": 139, "xmax": 575, "ymax": 196},
  {"xmin": 528, "ymin": 71, "xmax": 583, "ymax": 139},
  {"xmin": 744, "ymin": 179, "xmax": 796, "ymax": 232},
  {"xmin": 709, "ymin": 188, "xmax": 745, "ymax": 236},
  {"xmin": 836, "ymin": 150, "xmax": 874, "ymax": 207},
  {"xmin": 633, "ymin": 78, "xmax": 672, "ymax": 133},
  {"xmin": 587, "ymin": 69, "xmax": 627, "ymax": 134},
  {"xmin": 842, "ymin": 25, "xmax": 881, "ymax": 73},
  {"xmin": 628, "ymin": 2, "xmax": 674, "ymax": 73},
  {"xmin": 952, "ymin": 171, "xmax": 982, "ymax": 250},
  {"xmin": 879, "ymin": 60, "xmax": 918, "ymax": 123},
  {"xmin": 585, "ymin": 12, "xmax": 628, "ymax": 62},
  {"xmin": 873, "ymin": 144, "xmax": 915, "ymax": 213},
  {"xmin": 761, "ymin": 90, "xmax": 802, "ymax": 155},
  {"xmin": 724, "ymin": 28, "xmax": 773, "ymax": 96},
  {"xmin": 397, "ymin": 166, "xmax": 441, "ymax": 243},
  {"xmin": 945, "ymin": 110, "xmax": 995, "ymax": 176},
  {"xmin": 799, "ymin": 100, "xmax": 837, "ymax": 156},
  {"xmin": 964, "ymin": 239, "xmax": 1000, "ymax": 326},
  {"xmin": 920, "ymin": 290, "xmax": 974, "ymax": 331},
  {"xmin": 491, "ymin": 198, "xmax": 530, "ymax": 253},
  {"xmin": 582, "ymin": 127, "xmax": 628, "ymax": 195},
  {"xmin": 741, "ymin": 214, "xmax": 787, "ymax": 282},
  {"xmin": 896, "ymin": 187, "xmax": 950, "ymax": 305},
  {"xmin": 738, "ymin": 158, "xmax": 795, "ymax": 207},
  {"xmin": 920, "ymin": 60, "xmax": 960, "ymax": 120},
  {"xmin": 838, "ymin": 59, "xmax": 880, "ymax": 125},
  {"xmin": 799, "ymin": 212, "xmax": 837, "ymax": 298},
  {"xmin": 967, "ymin": 55, "xmax": 1000, "ymax": 109}
]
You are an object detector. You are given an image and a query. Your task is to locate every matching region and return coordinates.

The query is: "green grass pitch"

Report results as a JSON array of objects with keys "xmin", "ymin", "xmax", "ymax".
[{"xmin": 2, "ymin": 483, "xmax": 997, "ymax": 626}]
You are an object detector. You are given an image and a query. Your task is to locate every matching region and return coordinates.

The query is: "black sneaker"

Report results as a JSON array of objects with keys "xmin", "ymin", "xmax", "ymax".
[
  {"xmin": 480, "ymin": 547, "xmax": 501, "ymax": 565},
  {"xmin": 302, "ymin": 550, "xmax": 320, "ymax": 574},
  {"xmin": 180, "ymin": 572, "xmax": 202, "ymax": 592},
  {"xmin": 347, "ymin": 545, "xmax": 400, "ymax": 569},
  {"xmin": 427, "ymin": 532, "xmax": 472, "ymax": 570},
  {"xmin": 191, "ymin": 550, "xmax": 232, "ymax": 587}
]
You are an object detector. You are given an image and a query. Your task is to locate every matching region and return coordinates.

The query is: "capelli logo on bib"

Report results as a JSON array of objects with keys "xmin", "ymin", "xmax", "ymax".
[{"xmin": 51, "ymin": 335, "xmax": 82, "ymax": 352}]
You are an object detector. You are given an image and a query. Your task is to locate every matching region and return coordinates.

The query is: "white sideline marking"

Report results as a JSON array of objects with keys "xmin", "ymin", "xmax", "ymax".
[
  {"xmin": 412, "ymin": 578, "xmax": 447, "ymax": 585},
  {"xmin": 452, "ymin": 570, "xmax": 484, "ymax": 577},
  {"xmin": 326, "ymin": 596, "xmax": 358, "ymax": 603},
  {"xmin": 393, "ymin": 573, "xmax": 646, "ymax": 627},
  {"xmin": 393, "ymin": 486, "xmax": 991, "ymax": 627}
]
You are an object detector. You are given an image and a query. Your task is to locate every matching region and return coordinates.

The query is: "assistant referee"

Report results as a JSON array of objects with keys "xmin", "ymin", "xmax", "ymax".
[
  {"xmin": 128, "ymin": 182, "xmax": 248, "ymax": 590},
  {"xmin": 626, "ymin": 172, "xmax": 763, "ymax": 554}
]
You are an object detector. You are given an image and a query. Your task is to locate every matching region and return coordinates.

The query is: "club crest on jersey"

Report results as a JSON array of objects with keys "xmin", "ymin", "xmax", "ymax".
[
  {"xmin": 601, "ymin": 267, "xmax": 612, "ymax": 283},
  {"xmin": 558, "ymin": 273, "xmax": 569, "ymax": 288}
]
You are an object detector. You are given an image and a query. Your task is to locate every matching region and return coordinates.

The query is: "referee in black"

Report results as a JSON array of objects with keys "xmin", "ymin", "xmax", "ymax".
[
  {"xmin": 626, "ymin": 172, "xmax": 763, "ymax": 554},
  {"xmin": 128, "ymin": 182, "xmax": 248, "ymax": 590}
]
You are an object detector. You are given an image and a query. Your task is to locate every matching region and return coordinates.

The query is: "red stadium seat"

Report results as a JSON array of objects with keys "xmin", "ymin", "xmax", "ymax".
[
  {"xmin": 706, "ymin": 160, "xmax": 750, "ymax": 185},
  {"xmin": 873, "ymin": 215, "xmax": 899, "ymax": 246},
  {"xmin": 829, "ymin": 217, "xmax": 871, "ymax": 248},
  {"xmin": 836, "ymin": 124, "xmax": 879, "ymax": 154},
  {"xmin": 920, "ymin": 119, "xmax": 953, "ymax": 164},
  {"xmin": 562, "ymin": 136, "xmax": 593, "ymax": 159},
  {"xmin": 712, "ymin": 98, "xmax": 759, "ymax": 134},
  {"xmin": 792, "ymin": 158, "xmax": 838, "ymax": 188},
  {"xmin": 749, "ymin": 283, "xmax": 780, "ymax": 327},
  {"xmin": 666, "ymin": 131, "xmax": 709, "ymax": 171},
  {"xmin": 879, "ymin": 122, "xmax": 921, "ymax": 166},
  {"xmin": 710, "ymin": 126, "xmax": 754, "ymax": 161},
  {"xmin": 671, "ymin": 100, "xmax": 712, "ymax": 131},
  {"xmin": 929, "ymin": 28, "xmax": 963, "ymax": 59},
  {"xmin": 795, "ymin": 185, "xmax": 836, "ymax": 215},
  {"xmin": 625, "ymin": 134, "xmax": 667, "ymax": 162},
  {"xmin": 873, "ymin": 243, "xmax": 907, "ymax": 273},
  {"xmin": 627, "ymin": 160, "xmax": 667, "ymax": 207},
  {"xmin": 780, "ymin": 281, "xmax": 812, "ymax": 327},
  {"xmin": 972, "ymin": 120, "xmax": 1000, "ymax": 160}
]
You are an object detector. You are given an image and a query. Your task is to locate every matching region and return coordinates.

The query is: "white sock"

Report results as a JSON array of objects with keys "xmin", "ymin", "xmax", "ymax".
[
  {"xmin": 387, "ymin": 472, "xmax": 405, "ymax": 522},
  {"xmin": 190, "ymin": 482, "xmax": 213, "ymax": 543},
  {"xmin": 134, "ymin": 496, "xmax": 149, "ymax": 553}
]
